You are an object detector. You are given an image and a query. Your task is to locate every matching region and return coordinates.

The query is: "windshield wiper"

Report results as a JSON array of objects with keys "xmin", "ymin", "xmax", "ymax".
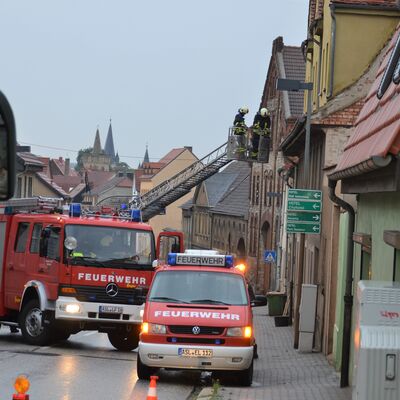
[
  {"xmin": 69, "ymin": 256, "xmax": 107, "ymax": 267},
  {"xmin": 190, "ymin": 299, "xmax": 231, "ymax": 305},
  {"xmin": 150, "ymin": 296, "xmax": 189, "ymax": 303}
]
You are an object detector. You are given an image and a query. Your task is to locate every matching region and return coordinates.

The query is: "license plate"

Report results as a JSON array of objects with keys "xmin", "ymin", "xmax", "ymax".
[
  {"xmin": 99, "ymin": 305, "xmax": 123, "ymax": 314},
  {"xmin": 178, "ymin": 348, "xmax": 213, "ymax": 357}
]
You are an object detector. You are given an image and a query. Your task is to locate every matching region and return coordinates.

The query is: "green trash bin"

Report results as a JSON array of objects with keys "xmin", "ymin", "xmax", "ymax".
[{"xmin": 266, "ymin": 292, "xmax": 287, "ymax": 316}]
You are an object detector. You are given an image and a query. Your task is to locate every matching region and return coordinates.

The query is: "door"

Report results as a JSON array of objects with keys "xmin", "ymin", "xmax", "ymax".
[
  {"xmin": 36, "ymin": 225, "xmax": 61, "ymax": 300},
  {"xmin": 156, "ymin": 232, "xmax": 184, "ymax": 265},
  {"xmin": 4, "ymin": 221, "xmax": 30, "ymax": 309}
]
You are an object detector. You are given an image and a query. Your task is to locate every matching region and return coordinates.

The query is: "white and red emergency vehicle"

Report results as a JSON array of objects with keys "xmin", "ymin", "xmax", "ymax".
[
  {"xmin": 137, "ymin": 250, "xmax": 267, "ymax": 386},
  {"xmin": 0, "ymin": 197, "xmax": 182, "ymax": 350}
]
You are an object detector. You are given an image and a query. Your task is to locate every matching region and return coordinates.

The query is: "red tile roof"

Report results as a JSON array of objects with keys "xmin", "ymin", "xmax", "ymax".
[
  {"xmin": 331, "ymin": 25, "xmax": 400, "ymax": 179},
  {"xmin": 158, "ymin": 148, "xmax": 186, "ymax": 164}
]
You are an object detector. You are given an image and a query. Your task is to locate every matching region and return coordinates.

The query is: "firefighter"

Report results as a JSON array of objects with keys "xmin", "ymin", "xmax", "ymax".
[
  {"xmin": 251, "ymin": 107, "xmax": 271, "ymax": 160},
  {"xmin": 233, "ymin": 107, "xmax": 249, "ymax": 157}
]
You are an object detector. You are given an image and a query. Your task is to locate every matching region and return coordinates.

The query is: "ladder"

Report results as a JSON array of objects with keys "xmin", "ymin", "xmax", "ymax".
[{"xmin": 137, "ymin": 142, "xmax": 231, "ymax": 221}]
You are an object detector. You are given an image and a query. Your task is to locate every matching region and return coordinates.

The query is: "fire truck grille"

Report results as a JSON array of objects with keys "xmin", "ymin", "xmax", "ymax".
[
  {"xmin": 60, "ymin": 285, "xmax": 148, "ymax": 305},
  {"xmin": 168, "ymin": 326, "xmax": 225, "ymax": 335},
  {"xmin": 167, "ymin": 337, "xmax": 225, "ymax": 345}
]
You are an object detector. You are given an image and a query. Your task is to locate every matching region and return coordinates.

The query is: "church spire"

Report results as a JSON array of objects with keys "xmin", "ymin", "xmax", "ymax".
[
  {"xmin": 104, "ymin": 119, "xmax": 116, "ymax": 161},
  {"xmin": 93, "ymin": 127, "xmax": 102, "ymax": 155},
  {"xmin": 143, "ymin": 144, "xmax": 150, "ymax": 164}
]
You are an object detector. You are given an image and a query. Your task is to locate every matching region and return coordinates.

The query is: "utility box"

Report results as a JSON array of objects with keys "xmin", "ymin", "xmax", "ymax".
[
  {"xmin": 298, "ymin": 284, "xmax": 317, "ymax": 352},
  {"xmin": 353, "ymin": 281, "xmax": 400, "ymax": 400}
]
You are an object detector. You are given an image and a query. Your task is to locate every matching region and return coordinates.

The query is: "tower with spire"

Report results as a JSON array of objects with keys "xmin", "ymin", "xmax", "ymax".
[
  {"xmin": 80, "ymin": 127, "xmax": 112, "ymax": 171},
  {"xmin": 104, "ymin": 120, "xmax": 117, "ymax": 163}
]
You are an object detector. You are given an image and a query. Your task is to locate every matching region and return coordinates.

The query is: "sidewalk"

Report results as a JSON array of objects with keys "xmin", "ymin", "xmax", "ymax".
[{"xmin": 201, "ymin": 306, "xmax": 352, "ymax": 400}]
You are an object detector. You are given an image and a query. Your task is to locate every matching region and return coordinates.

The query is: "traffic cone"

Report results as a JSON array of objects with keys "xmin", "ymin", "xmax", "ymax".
[
  {"xmin": 12, "ymin": 375, "xmax": 30, "ymax": 399},
  {"xmin": 146, "ymin": 375, "xmax": 158, "ymax": 400}
]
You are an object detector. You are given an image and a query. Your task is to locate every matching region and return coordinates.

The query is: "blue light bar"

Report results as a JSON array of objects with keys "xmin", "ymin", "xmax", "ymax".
[
  {"xmin": 167, "ymin": 253, "xmax": 234, "ymax": 268},
  {"xmin": 168, "ymin": 253, "xmax": 177, "ymax": 265},
  {"xmin": 69, "ymin": 203, "xmax": 81, "ymax": 217},
  {"xmin": 131, "ymin": 209, "xmax": 141, "ymax": 222}
]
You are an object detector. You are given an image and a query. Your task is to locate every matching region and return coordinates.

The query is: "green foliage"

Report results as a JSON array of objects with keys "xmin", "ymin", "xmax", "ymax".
[
  {"xmin": 113, "ymin": 161, "xmax": 130, "ymax": 171},
  {"xmin": 75, "ymin": 147, "xmax": 93, "ymax": 171}
]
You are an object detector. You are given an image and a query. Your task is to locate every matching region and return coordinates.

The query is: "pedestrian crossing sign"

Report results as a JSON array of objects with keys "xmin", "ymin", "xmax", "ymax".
[{"xmin": 264, "ymin": 250, "xmax": 276, "ymax": 263}]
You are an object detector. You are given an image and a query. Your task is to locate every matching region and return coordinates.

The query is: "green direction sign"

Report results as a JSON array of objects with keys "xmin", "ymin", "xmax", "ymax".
[
  {"xmin": 286, "ymin": 222, "xmax": 321, "ymax": 234},
  {"xmin": 287, "ymin": 200, "xmax": 322, "ymax": 212},
  {"xmin": 287, "ymin": 211, "xmax": 321, "ymax": 223},
  {"xmin": 288, "ymin": 189, "xmax": 322, "ymax": 201}
]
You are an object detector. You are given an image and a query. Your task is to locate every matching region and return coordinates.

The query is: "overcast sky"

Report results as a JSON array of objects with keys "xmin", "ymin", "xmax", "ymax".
[{"xmin": 0, "ymin": 0, "xmax": 308, "ymax": 167}]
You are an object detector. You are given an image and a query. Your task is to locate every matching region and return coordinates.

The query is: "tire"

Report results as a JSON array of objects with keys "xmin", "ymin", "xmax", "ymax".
[
  {"xmin": 108, "ymin": 325, "xmax": 140, "ymax": 351},
  {"xmin": 236, "ymin": 360, "xmax": 253, "ymax": 387},
  {"xmin": 19, "ymin": 299, "xmax": 53, "ymax": 346},
  {"xmin": 137, "ymin": 353, "xmax": 156, "ymax": 380}
]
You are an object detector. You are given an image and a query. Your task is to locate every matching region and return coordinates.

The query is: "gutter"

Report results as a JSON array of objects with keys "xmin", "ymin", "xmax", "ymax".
[
  {"xmin": 328, "ymin": 178, "xmax": 355, "ymax": 388},
  {"xmin": 279, "ymin": 117, "xmax": 306, "ymax": 153},
  {"xmin": 332, "ymin": 3, "xmax": 399, "ymax": 12},
  {"xmin": 328, "ymin": 155, "xmax": 393, "ymax": 181}
]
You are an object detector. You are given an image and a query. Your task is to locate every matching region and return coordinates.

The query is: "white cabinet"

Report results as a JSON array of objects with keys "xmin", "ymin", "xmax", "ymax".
[{"xmin": 298, "ymin": 284, "xmax": 317, "ymax": 352}]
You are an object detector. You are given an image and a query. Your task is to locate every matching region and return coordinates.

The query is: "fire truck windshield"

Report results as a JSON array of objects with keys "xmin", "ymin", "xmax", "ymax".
[
  {"xmin": 64, "ymin": 224, "xmax": 154, "ymax": 269},
  {"xmin": 149, "ymin": 270, "xmax": 248, "ymax": 306}
]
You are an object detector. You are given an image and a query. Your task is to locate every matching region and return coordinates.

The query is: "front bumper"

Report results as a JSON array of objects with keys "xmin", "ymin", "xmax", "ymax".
[
  {"xmin": 138, "ymin": 342, "xmax": 253, "ymax": 371},
  {"xmin": 55, "ymin": 296, "xmax": 143, "ymax": 324}
]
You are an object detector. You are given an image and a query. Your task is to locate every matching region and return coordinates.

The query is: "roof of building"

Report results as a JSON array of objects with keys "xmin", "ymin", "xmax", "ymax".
[
  {"xmin": 17, "ymin": 152, "xmax": 44, "ymax": 167},
  {"xmin": 93, "ymin": 128, "xmax": 102, "ymax": 155},
  {"xmin": 282, "ymin": 46, "xmax": 306, "ymax": 117},
  {"xmin": 52, "ymin": 175, "xmax": 83, "ymax": 193},
  {"xmin": 36, "ymin": 172, "xmax": 69, "ymax": 198},
  {"xmin": 159, "ymin": 148, "xmax": 187, "ymax": 164},
  {"xmin": 143, "ymin": 145, "xmax": 150, "ymax": 164},
  {"xmin": 330, "ymin": 24, "xmax": 400, "ymax": 180},
  {"xmin": 89, "ymin": 174, "xmax": 133, "ymax": 196},
  {"xmin": 211, "ymin": 163, "xmax": 250, "ymax": 218}
]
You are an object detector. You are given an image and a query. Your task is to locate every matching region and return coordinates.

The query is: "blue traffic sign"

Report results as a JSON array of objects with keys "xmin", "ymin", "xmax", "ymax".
[{"xmin": 264, "ymin": 250, "xmax": 277, "ymax": 263}]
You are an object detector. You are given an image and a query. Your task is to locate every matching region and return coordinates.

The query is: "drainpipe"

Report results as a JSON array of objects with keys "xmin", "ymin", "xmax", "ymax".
[
  {"xmin": 328, "ymin": 4, "xmax": 337, "ymax": 98},
  {"xmin": 328, "ymin": 179, "xmax": 355, "ymax": 388}
]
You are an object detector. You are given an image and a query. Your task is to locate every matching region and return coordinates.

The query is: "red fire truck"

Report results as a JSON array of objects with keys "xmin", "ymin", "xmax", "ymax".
[{"xmin": 0, "ymin": 197, "xmax": 182, "ymax": 350}]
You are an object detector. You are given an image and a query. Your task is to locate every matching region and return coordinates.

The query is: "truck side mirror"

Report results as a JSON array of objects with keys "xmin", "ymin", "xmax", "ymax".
[
  {"xmin": 0, "ymin": 91, "xmax": 16, "ymax": 200},
  {"xmin": 251, "ymin": 295, "xmax": 268, "ymax": 307},
  {"xmin": 39, "ymin": 228, "xmax": 51, "ymax": 257}
]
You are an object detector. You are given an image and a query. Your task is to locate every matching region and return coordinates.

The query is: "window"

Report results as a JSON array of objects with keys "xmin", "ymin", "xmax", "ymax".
[
  {"xmin": 360, "ymin": 250, "xmax": 371, "ymax": 280},
  {"xmin": 16, "ymin": 177, "xmax": 22, "ymax": 198},
  {"xmin": 393, "ymin": 249, "xmax": 400, "ymax": 282},
  {"xmin": 15, "ymin": 222, "xmax": 30, "ymax": 253},
  {"xmin": 27, "ymin": 177, "xmax": 33, "ymax": 197},
  {"xmin": 255, "ymin": 176, "xmax": 260, "ymax": 205},
  {"xmin": 30, "ymin": 223, "xmax": 42, "ymax": 253},
  {"xmin": 46, "ymin": 227, "xmax": 61, "ymax": 260}
]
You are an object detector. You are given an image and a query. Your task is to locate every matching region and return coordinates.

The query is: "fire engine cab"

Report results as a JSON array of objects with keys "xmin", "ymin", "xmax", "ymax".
[
  {"xmin": 137, "ymin": 250, "xmax": 267, "ymax": 386},
  {"xmin": 0, "ymin": 197, "xmax": 182, "ymax": 350}
]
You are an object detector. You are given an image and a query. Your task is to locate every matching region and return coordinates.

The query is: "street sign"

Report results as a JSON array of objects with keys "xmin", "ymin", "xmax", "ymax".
[
  {"xmin": 286, "ymin": 223, "xmax": 321, "ymax": 234},
  {"xmin": 264, "ymin": 250, "xmax": 277, "ymax": 263},
  {"xmin": 286, "ymin": 189, "xmax": 322, "ymax": 234},
  {"xmin": 287, "ymin": 211, "xmax": 321, "ymax": 223},
  {"xmin": 287, "ymin": 200, "xmax": 321, "ymax": 212},
  {"xmin": 288, "ymin": 189, "xmax": 322, "ymax": 200}
]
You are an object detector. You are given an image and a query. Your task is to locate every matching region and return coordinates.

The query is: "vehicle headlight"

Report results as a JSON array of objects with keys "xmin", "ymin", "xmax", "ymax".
[
  {"xmin": 141, "ymin": 322, "xmax": 166, "ymax": 334},
  {"xmin": 59, "ymin": 303, "xmax": 81, "ymax": 314},
  {"xmin": 227, "ymin": 326, "xmax": 252, "ymax": 338}
]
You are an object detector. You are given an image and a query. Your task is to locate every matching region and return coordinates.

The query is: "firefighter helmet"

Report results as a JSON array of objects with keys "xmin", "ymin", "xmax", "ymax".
[
  {"xmin": 260, "ymin": 108, "xmax": 270, "ymax": 117},
  {"xmin": 239, "ymin": 107, "xmax": 249, "ymax": 114}
]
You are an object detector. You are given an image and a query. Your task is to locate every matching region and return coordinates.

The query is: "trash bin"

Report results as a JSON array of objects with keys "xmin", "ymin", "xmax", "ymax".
[{"xmin": 266, "ymin": 292, "xmax": 287, "ymax": 316}]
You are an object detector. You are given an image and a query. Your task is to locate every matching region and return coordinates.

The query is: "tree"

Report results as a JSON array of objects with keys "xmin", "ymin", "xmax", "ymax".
[{"xmin": 75, "ymin": 147, "xmax": 93, "ymax": 172}]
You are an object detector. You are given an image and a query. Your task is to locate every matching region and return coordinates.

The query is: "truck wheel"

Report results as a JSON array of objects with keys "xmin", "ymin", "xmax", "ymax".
[
  {"xmin": 108, "ymin": 325, "xmax": 140, "ymax": 351},
  {"xmin": 236, "ymin": 360, "xmax": 253, "ymax": 387},
  {"xmin": 19, "ymin": 299, "xmax": 53, "ymax": 346},
  {"xmin": 137, "ymin": 353, "xmax": 156, "ymax": 380}
]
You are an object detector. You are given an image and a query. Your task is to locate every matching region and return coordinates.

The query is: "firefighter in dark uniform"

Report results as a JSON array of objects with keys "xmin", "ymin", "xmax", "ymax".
[
  {"xmin": 251, "ymin": 107, "xmax": 271, "ymax": 161},
  {"xmin": 233, "ymin": 107, "xmax": 249, "ymax": 157}
]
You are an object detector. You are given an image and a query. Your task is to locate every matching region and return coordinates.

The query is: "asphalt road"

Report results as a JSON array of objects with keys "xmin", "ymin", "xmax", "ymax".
[{"xmin": 0, "ymin": 325, "xmax": 207, "ymax": 399}]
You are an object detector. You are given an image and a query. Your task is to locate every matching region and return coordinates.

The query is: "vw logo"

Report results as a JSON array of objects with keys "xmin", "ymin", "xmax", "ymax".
[
  {"xmin": 192, "ymin": 326, "xmax": 201, "ymax": 335},
  {"xmin": 105, "ymin": 283, "xmax": 119, "ymax": 297}
]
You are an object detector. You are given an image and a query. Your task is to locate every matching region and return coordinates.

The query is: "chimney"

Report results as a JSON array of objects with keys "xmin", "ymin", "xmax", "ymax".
[{"xmin": 65, "ymin": 158, "xmax": 70, "ymax": 176}]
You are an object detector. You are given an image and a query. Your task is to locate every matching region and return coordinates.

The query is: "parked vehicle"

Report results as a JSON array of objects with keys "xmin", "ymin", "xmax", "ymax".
[
  {"xmin": 137, "ymin": 250, "xmax": 267, "ymax": 386},
  {"xmin": 0, "ymin": 197, "xmax": 182, "ymax": 350}
]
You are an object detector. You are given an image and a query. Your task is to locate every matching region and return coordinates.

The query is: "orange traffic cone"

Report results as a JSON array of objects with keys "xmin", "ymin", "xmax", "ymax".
[{"xmin": 146, "ymin": 375, "xmax": 158, "ymax": 400}]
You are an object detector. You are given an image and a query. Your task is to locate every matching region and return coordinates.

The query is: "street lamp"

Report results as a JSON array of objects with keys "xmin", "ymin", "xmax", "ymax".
[{"xmin": 276, "ymin": 78, "xmax": 313, "ymax": 186}]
